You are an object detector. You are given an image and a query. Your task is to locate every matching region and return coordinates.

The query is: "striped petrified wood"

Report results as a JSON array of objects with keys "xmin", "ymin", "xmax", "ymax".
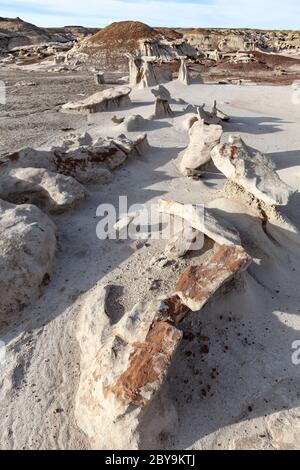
[{"xmin": 176, "ymin": 245, "xmax": 252, "ymax": 312}]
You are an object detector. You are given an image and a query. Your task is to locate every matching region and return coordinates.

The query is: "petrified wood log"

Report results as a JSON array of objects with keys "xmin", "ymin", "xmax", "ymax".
[{"xmin": 176, "ymin": 245, "xmax": 252, "ymax": 311}]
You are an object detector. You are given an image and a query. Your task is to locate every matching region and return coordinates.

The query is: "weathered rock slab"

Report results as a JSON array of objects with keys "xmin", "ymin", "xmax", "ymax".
[
  {"xmin": 1, "ymin": 134, "xmax": 149, "ymax": 185},
  {"xmin": 62, "ymin": 86, "xmax": 132, "ymax": 113},
  {"xmin": 158, "ymin": 198, "xmax": 241, "ymax": 246},
  {"xmin": 176, "ymin": 245, "xmax": 252, "ymax": 311},
  {"xmin": 0, "ymin": 167, "xmax": 88, "ymax": 214},
  {"xmin": 212, "ymin": 135, "xmax": 295, "ymax": 206}
]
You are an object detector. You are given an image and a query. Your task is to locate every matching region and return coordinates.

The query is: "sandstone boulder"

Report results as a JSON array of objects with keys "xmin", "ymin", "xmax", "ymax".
[
  {"xmin": 151, "ymin": 84, "xmax": 171, "ymax": 102},
  {"xmin": 0, "ymin": 167, "xmax": 88, "ymax": 214},
  {"xmin": 175, "ymin": 113, "xmax": 199, "ymax": 133},
  {"xmin": 211, "ymin": 135, "xmax": 295, "ymax": 206},
  {"xmin": 62, "ymin": 86, "xmax": 132, "ymax": 113},
  {"xmin": 75, "ymin": 285, "xmax": 185, "ymax": 449},
  {"xmin": 178, "ymin": 119, "xmax": 223, "ymax": 176},
  {"xmin": 0, "ymin": 199, "xmax": 56, "ymax": 319},
  {"xmin": 221, "ymin": 180, "xmax": 300, "ymax": 246}
]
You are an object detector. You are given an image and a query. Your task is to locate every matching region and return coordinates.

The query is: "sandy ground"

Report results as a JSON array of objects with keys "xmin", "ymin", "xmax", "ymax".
[{"xmin": 0, "ymin": 73, "xmax": 300, "ymax": 449}]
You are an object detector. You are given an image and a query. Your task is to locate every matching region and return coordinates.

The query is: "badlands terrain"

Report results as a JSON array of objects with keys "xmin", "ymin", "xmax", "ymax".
[{"xmin": 0, "ymin": 17, "xmax": 300, "ymax": 450}]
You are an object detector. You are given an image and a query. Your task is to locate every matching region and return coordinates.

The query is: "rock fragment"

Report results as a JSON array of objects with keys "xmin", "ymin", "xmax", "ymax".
[
  {"xmin": 75, "ymin": 294, "xmax": 183, "ymax": 449},
  {"xmin": 212, "ymin": 100, "xmax": 230, "ymax": 121},
  {"xmin": 158, "ymin": 198, "xmax": 241, "ymax": 246},
  {"xmin": 212, "ymin": 135, "xmax": 295, "ymax": 206},
  {"xmin": 176, "ymin": 245, "xmax": 252, "ymax": 311},
  {"xmin": 178, "ymin": 119, "xmax": 223, "ymax": 176}
]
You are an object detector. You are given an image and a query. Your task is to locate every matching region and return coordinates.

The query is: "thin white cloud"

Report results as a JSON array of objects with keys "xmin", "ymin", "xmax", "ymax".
[{"xmin": 2, "ymin": 0, "xmax": 300, "ymax": 29}]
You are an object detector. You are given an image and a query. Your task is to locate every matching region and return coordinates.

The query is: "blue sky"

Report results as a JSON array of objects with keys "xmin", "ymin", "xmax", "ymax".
[{"xmin": 1, "ymin": 0, "xmax": 300, "ymax": 29}]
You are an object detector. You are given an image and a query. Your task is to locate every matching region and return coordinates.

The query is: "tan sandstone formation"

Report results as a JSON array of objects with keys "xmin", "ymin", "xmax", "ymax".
[
  {"xmin": 128, "ymin": 56, "xmax": 143, "ymax": 86},
  {"xmin": 1, "ymin": 133, "xmax": 149, "ymax": 185},
  {"xmin": 62, "ymin": 86, "xmax": 132, "ymax": 113},
  {"xmin": 75, "ymin": 285, "xmax": 186, "ymax": 449},
  {"xmin": 178, "ymin": 119, "xmax": 223, "ymax": 176},
  {"xmin": 211, "ymin": 135, "xmax": 295, "ymax": 206},
  {"xmin": 139, "ymin": 60, "xmax": 158, "ymax": 88},
  {"xmin": 0, "ymin": 199, "xmax": 56, "ymax": 319},
  {"xmin": 178, "ymin": 58, "xmax": 191, "ymax": 85},
  {"xmin": 0, "ymin": 167, "xmax": 88, "ymax": 214},
  {"xmin": 150, "ymin": 84, "xmax": 174, "ymax": 119}
]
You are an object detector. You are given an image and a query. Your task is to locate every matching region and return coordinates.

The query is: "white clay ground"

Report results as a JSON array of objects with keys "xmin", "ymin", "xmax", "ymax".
[{"xmin": 0, "ymin": 81, "xmax": 300, "ymax": 449}]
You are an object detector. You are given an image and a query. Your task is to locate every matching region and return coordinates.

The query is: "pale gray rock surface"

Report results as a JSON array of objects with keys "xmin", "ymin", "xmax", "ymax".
[
  {"xmin": 178, "ymin": 120, "xmax": 223, "ymax": 176},
  {"xmin": 0, "ymin": 167, "xmax": 88, "ymax": 214},
  {"xmin": 212, "ymin": 135, "xmax": 296, "ymax": 206},
  {"xmin": 75, "ymin": 286, "xmax": 181, "ymax": 449},
  {"xmin": 62, "ymin": 86, "xmax": 132, "ymax": 113},
  {"xmin": 0, "ymin": 199, "xmax": 56, "ymax": 318}
]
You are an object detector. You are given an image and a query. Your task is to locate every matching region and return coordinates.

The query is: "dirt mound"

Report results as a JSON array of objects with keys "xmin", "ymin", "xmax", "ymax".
[
  {"xmin": 80, "ymin": 21, "xmax": 194, "ymax": 71},
  {"xmin": 88, "ymin": 21, "xmax": 160, "ymax": 51},
  {"xmin": 0, "ymin": 16, "xmax": 51, "ymax": 49},
  {"xmin": 0, "ymin": 16, "xmax": 48, "ymax": 35}
]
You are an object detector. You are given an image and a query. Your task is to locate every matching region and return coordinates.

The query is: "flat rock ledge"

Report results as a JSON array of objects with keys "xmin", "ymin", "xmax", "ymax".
[{"xmin": 62, "ymin": 86, "xmax": 132, "ymax": 113}]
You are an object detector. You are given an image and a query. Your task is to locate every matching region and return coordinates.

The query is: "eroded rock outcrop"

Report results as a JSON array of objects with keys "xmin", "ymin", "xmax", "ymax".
[
  {"xmin": 75, "ymin": 285, "xmax": 185, "ymax": 449},
  {"xmin": 178, "ymin": 58, "xmax": 191, "ymax": 85},
  {"xmin": 62, "ymin": 86, "xmax": 132, "ymax": 113},
  {"xmin": 128, "ymin": 56, "xmax": 143, "ymax": 86},
  {"xmin": 139, "ymin": 60, "xmax": 158, "ymax": 88},
  {"xmin": 0, "ymin": 167, "xmax": 88, "ymax": 214},
  {"xmin": 0, "ymin": 199, "xmax": 56, "ymax": 318},
  {"xmin": 150, "ymin": 84, "xmax": 174, "ymax": 119},
  {"xmin": 178, "ymin": 119, "xmax": 223, "ymax": 176},
  {"xmin": 212, "ymin": 135, "xmax": 295, "ymax": 206},
  {"xmin": 1, "ymin": 133, "xmax": 149, "ymax": 185}
]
